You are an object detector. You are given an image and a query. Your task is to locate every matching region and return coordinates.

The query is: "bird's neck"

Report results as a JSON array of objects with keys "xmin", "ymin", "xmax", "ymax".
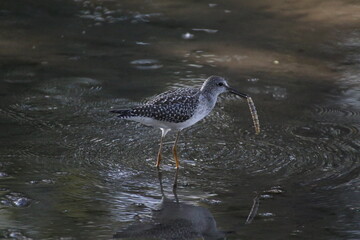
[{"xmin": 199, "ymin": 91, "xmax": 218, "ymax": 110}]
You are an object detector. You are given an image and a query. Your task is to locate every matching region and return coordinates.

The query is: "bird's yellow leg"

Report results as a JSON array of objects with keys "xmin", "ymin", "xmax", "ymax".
[
  {"xmin": 156, "ymin": 135, "xmax": 164, "ymax": 168},
  {"xmin": 156, "ymin": 128, "xmax": 169, "ymax": 168},
  {"xmin": 172, "ymin": 131, "xmax": 181, "ymax": 169}
]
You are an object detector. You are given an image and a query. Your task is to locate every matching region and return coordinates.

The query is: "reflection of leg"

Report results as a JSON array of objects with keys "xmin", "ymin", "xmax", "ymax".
[
  {"xmin": 156, "ymin": 128, "xmax": 168, "ymax": 168},
  {"xmin": 172, "ymin": 131, "xmax": 181, "ymax": 168},
  {"xmin": 172, "ymin": 168, "xmax": 179, "ymax": 203},
  {"xmin": 172, "ymin": 167, "xmax": 179, "ymax": 189}
]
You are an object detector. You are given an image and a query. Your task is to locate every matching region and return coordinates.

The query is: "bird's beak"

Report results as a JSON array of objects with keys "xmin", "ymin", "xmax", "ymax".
[{"xmin": 226, "ymin": 86, "xmax": 248, "ymax": 99}]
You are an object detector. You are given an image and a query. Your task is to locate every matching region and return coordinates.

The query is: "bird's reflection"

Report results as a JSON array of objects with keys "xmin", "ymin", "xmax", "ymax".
[{"xmin": 114, "ymin": 169, "xmax": 226, "ymax": 239}]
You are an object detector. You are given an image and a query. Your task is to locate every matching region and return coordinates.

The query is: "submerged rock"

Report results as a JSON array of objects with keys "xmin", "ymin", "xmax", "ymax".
[
  {"xmin": 1, "ymin": 192, "xmax": 31, "ymax": 207},
  {"xmin": 0, "ymin": 229, "xmax": 33, "ymax": 240}
]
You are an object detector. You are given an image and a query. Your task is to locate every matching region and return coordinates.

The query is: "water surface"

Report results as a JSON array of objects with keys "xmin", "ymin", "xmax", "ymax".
[{"xmin": 0, "ymin": 0, "xmax": 359, "ymax": 239}]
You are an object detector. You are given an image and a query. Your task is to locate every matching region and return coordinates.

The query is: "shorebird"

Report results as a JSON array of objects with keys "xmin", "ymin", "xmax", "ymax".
[{"xmin": 110, "ymin": 76, "xmax": 252, "ymax": 169}]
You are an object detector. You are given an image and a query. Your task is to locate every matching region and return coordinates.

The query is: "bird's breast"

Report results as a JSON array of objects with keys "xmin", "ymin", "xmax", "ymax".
[{"xmin": 186, "ymin": 96, "xmax": 216, "ymax": 123}]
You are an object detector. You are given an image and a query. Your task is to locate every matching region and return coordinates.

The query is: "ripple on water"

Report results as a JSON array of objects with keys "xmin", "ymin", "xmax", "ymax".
[
  {"xmin": 290, "ymin": 123, "xmax": 359, "ymax": 141},
  {"xmin": 4, "ymin": 78, "xmax": 34, "ymax": 84},
  {"xmin": 130, "ymin": 59, "xmax": 163, "ymax": 70},
  {"xmin": 285, "ymin": 119, "xmax": 359, "ymax": 183},
  {"xmin": 77, "ymin": 0, "xmax": 163, "ymax": 24},
  {"xmin": 181, "ymin": 107, "xmax": 359, "ymax": 189},
  {"xmin": 0, "ymin": 107, "xmax": 63, "ymax": 132},
  {"xmin": 313, "ymin": 104, "xmax": 360, "ymax": 118},
  {"xmin": 3, "ymin": 63, "xmax": 37, "ymax": 84},
  {"xmin": 0, "ymin": 76, "xmax": 106, "ymax": 137},
  {"xmin": 192, "ymin": 28, "xmax": 218, "ymax": 33},
  {"xmin": 41, "ymin": 77, "xmax": 102, "ymax": 95}
]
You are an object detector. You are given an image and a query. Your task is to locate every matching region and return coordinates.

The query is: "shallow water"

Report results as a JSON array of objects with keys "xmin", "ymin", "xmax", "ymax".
[{"xmin": 0, "ymin": 0, "xmax": 359, "ymax": 239}]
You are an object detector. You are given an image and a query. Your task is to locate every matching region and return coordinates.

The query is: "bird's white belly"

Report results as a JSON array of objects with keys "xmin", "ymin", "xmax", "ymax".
[
  {"xmin": 129, "ymin": 104, "xmax": 212, "ymax": 131},
  {"xmin": 179, "ymin": 107, "xmax": 210, "ymax": 129},
  {"xmin": 128, "ymin": 116, "xmax": 184, "ymax": 130}
]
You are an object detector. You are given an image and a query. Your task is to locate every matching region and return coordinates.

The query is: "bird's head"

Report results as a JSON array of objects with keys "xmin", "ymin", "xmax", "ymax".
[{"xmin": 200, "ymin": 76, "xmax": 248, "ymax": 99}]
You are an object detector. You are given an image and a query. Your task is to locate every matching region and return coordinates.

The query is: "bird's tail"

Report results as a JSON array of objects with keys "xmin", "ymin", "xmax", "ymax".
[{"xmin": 110, "ymin": 109, "xmax": 134, "ymax": 118}]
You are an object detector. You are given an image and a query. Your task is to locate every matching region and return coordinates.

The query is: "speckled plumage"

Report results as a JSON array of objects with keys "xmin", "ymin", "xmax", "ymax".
[{"xmin": 116, "ymin": 87, "xmax": 200, "ymax": 123}]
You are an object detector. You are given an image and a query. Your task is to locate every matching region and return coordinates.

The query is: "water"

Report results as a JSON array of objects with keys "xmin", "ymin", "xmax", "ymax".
[{"xmin": 0, "ymin": 0, "xmax": 359, "ymax": 239}]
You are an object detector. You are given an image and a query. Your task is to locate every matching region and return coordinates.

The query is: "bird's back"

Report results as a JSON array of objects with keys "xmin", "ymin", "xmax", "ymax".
[
  {"xmin": 111, "ymin": 87, "xmax": 200, "ymax": 123},
  {"xmin": 146, "ymin": 87, "xmax": 199, "ymax": 105}
]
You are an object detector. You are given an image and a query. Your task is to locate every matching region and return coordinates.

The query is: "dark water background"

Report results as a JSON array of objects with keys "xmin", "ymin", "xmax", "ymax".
[{"xmin": 0, "ymin": 0, "xmax": 359, "ymax": 239}]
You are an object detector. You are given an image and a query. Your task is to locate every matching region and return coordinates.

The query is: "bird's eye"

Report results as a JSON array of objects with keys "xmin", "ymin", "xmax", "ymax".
[{"xmin": 218, "ymin": 82, "xmax": 224, "ymax": 86}]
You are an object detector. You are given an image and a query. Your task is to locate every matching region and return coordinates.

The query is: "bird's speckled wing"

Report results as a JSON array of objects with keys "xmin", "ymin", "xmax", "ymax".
[
  {"xmin": 131, "ymin": 88, "xmax": 200, "ymax": 123},
  {"xmin": 145, "ymin": 88, "xmax": 198, "ymax": 105}
]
